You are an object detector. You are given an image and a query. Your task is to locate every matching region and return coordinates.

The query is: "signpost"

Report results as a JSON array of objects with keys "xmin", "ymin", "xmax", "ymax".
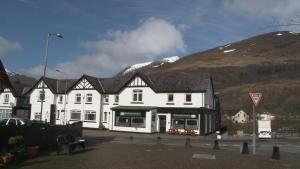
[{"xmin": 249, "ymin": 93, "xmax": 263, "ymax": 155}]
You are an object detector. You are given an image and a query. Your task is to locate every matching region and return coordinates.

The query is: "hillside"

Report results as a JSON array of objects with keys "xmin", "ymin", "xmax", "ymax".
[{"xmin": 117, "ymin": 31, "xmax": 300, "ymax": 117}]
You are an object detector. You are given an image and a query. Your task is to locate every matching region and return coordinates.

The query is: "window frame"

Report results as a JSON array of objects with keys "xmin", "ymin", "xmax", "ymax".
[
  {"xmin": 132, "ymin": 90, "xmax": 143, "ymax": 102},
  {"xmin": 58, "ymin": 95, "xmax": 63, "ymax": 104},
  {"xmin": 38, "ymin": 90, "xmax": 45, "ymax": 102},
  {"xmin": 75, "ymin": 93, "xmax": 81, "ymax": 104},
  {"xmin": 84, "ymin": 110, "xmax": 96, "ymax": 122},
  {"xmin": 56, "ymin": 110, "xmax": 60, "ymax": 119},
  {"xmin": 167, "ymin": 94, "xmax": 174, "ymax": 103},
  {"xmin": 185, "ymin": 93, "xmax": 192, "ymax": 103},
  {"xmin": 114, "ymin": 95, "xmax": 119, "ymax": 104},
  {"xmin": 86, "ymin": 93, "xmax": 93, "ymax": 104},
  {"xmin": 4, "ymin": 94, "xmax": 9, "ymax": 104},
  {"xmin": 104, "ymin": 95, "xmax": 109, "ymax": 104},
  {"xmin": 70, "ymin": 109, "xmax": 81, "ymax": 121}
]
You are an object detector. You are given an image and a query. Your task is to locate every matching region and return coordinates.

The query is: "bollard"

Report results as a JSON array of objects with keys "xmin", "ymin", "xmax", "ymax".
[
  {"xmin": 156, "ymin": 136, "xmax": 161, "ymax": 145},
  {"xmin": 185, "ymin": 137, "xmax": 191, "ymax": 148},
  {"xmin": 213, "ymin": 140, "xmax": 220, "ymax": 150},
  {"xmin": 271, "ymin": 146, "xmax": 280, "ymax": 160},
  {"xmin": 129, "ymin": 136, "xmax": 133, "ymax": 144},
  {"xmin": 241, "ymin": 141, "xmax": 249, "ymax": 154}
]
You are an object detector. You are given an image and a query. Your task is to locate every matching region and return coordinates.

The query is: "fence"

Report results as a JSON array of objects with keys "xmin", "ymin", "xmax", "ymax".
[{"xmin": 0, "ymin": 121, "xmax": 82, "ymax": 150}]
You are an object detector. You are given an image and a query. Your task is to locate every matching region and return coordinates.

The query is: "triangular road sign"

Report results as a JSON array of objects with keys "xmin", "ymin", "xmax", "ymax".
[{"xmin": 249, "ymin": 93, "xmax": 262, "ymax": 107}]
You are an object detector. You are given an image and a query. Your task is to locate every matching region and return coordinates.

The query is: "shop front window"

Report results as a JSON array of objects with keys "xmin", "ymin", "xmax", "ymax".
[
  {"xmin": 186, "ymin": 119, "xmax": 198, "ymax": 130},
  {"xmin": 115, "ymin": 111, "xmax": 146, "ymax": 128},
  {"xmin": 173, "ymin": 119, "xmax": 185, "ymax": 129}
]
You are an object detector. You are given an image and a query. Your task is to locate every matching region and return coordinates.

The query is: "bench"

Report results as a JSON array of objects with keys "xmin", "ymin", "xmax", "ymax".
[{"xmin": 56, "ymin": 134, "xmax": 86, "ymax": 155}]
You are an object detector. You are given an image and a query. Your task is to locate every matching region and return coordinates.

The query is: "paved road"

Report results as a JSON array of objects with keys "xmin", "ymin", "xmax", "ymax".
[{"xmin": 83, "ymin": 129, "xmax": 300, "ymax": 161}]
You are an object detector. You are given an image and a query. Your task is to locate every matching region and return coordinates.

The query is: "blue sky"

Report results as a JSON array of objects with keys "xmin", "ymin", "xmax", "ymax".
[{"xmin": 1, "ymin": 0, "xmax": 300, "ymax": 78}]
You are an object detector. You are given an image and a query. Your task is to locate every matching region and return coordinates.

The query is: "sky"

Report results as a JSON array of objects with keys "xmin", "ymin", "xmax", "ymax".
[{"xmin": 1, "ymin": 0, "xmax": 300, "ymax": 79}]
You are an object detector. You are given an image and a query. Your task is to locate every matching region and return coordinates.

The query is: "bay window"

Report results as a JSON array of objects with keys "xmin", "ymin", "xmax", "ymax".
[
  {"xmin": 84, "ymin": 110, "xmax": 96, "ymax": 122},
  {"xmin": 70, "ymin": 110, "xmax": 81, "ymax": 120}
]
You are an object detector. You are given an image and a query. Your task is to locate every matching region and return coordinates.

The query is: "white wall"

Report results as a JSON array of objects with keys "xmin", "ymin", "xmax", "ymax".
[
  {"xmin": 118, "ymin": 87, "xmax": 205, "ymax": 108},
  {"xmin": 205, "ymin": 79, "xmax": 214, "ymax": 109}
]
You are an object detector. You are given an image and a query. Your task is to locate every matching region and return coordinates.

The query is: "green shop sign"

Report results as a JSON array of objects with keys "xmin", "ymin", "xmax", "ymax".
[
  {"xmin": 173, "ymin": 114, "xmax": 197, "ymax": 119},
  {"xmin": 120, "ymin": 112, "xmax": 142, "ymax": 117}
]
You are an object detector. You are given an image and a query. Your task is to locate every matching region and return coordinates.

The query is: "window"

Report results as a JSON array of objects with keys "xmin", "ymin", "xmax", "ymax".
[
  {"xmin": 168, "ymin": 94, "xmax": 174, "ymax": 102},
  {"xmin": 115, "ymin": 111, "xmax": 146, "ymax": 128},
  {"xmin": 185, "ymin": 94, "xmax": 192, "ymax": 102},
  {"xmin": 185, "ymin": 119, "xmax": 198, "ymax": 130},
  {"xmin": 131, "ymin": 117, "xmax": 145, "ymax": 128},
  {"xmin": 70, "ymin": 110, "xmax": 81, "ymax": 120},
  {"xmin": 133, "ymin": 90, "xmax": 142, "ymax": 102},
  {"xmin": 56, "ymin": 110, "xmax": 60, "ymax": 119},
  {"xmin": 114, "ymin": 95, "xmax": 119, "ymax": 103},
  {"xmin": 4, "ymin": 94, "xmax": 9, "ymax": 104},
  {"xmin": 173, "ymin": 119, "xmax": 185, "ymax": 129},
  {"xmin": 58, "ymin": 95, "xmax": 63, "ymax": 104},
  {"xmin": 75, "ymin": 94, "xmax": 81, "ymax": 103},
  {"xmin": 104, "ymin": 112, "xmax": 107, "ymax": 122},
  {"xmin": 104, "ymin": 95, "xmax": 109, "ymax": 104},
  {"xmin": 84, "ymin": 110, "xmax": 96, "ymax": 122},
  {"xmin": 34, "ymin": 112, "xmax": 41, "ymax": 120},
  {"xmin": 39, "ymin": 90, "xmax": 45, "ymax": 101},
  {"xmin": 86, "ymin": 93, "xmax": 92, "ymax": 103}
]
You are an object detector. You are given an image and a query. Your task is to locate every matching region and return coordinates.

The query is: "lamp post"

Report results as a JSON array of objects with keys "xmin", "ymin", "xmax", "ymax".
[
  {"xmin": 40, "ymin": 33, "xmax": 63, "ymax": 121},
  {"xmin": 56, "ymin": 69, "xmax": 68, "ymax": 125}
]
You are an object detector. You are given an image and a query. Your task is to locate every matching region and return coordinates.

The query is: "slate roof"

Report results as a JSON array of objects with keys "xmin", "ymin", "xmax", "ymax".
[{"xmin": 25, "ymin": 71, "xmax": 212, "ymax": 96}]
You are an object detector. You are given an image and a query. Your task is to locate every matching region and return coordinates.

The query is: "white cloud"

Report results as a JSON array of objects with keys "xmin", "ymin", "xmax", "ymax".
[
  {"xmin": 222, "ymin": 0, "xmax": 300, "ymax": 31},
  {"xmin": 23, "ymin": 18, "xmax": 186, "ymax": 78},
  {"xmin": 0, "ymin": 36, "xmax": 22, "ymax": 57}
]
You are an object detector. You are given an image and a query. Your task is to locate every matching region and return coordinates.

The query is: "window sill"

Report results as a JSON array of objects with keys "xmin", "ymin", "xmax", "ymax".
[
  {"xmin": 83, "ymin": 121, "xmax": 97, "ymax": 123},
  {"xmin": 104, "ymin": 103, "xmax": 109, "ymax": 105},
  {"xmin": 37, "ymin": 100, "xmax": 45, "ymax": 102},
  {"xmin": 113, "ymin": 103, "xmax": 119, "ymax": 105},
  {"xmin": 184, "ymin": 102, "xmax": 193, "ymax": 105},
  {"xmin": 102, "ymin": 121, "xmax": 107, "ymax": 123},
  {"xmin": 131, "ymin": 102, "xmax": 143, "ymax": 104},
  {"xmin": 58, "ymin": 102, "xmax": 63, "ymax": 104},
  {"xmin": 74, "ymin": 102, "xmax": 81, "ymax": 104},
  {"xmin": 166, "ymin": 102, "xmax": 174, "ymax": 105},
  {"xmin": 85, "ymin": 102, "xmax": 92, "ymax": 104},
  {"xmin": 3, "ymin": 102, "xmax": 8, "ymax": 104},
  {"xmin": 69, "ymin": 119, "xmax": 80, "ymax": 121}
]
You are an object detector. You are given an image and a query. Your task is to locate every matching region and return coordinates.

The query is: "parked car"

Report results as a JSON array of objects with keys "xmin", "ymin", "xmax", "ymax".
[{"xmin": 0, "ymin": 118, "xmax": 26, "ymax": 126}]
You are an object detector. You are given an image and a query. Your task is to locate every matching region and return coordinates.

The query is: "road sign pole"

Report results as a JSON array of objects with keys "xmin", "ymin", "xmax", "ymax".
[{"xmin": 252, "ymin": 104, "xmax": 256, "ymax": 155}]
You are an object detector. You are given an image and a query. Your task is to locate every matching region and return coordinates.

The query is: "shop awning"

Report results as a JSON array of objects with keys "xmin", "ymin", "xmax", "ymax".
[{"xmin": 111, "ymin": 106, "xmax": 157, "ymax": 111}]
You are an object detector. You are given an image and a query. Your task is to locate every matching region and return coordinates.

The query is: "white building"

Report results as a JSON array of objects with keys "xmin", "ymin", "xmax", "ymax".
[
  {"xmin": 0, "ymin": 88, "xmax": 16, "ymax": 120},
  {"xmin": 28, "ymin": 72, "xmax": 219, "ymax": 135},
  {"xmin": 26, "ymin": 77, "xmax": 75, "ymax": 124}
]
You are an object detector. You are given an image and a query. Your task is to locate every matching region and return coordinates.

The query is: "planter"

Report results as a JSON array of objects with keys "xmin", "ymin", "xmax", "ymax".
[
  {"xmin": 26, "ymin": 146, "xmax": 39, "ymax": 158},
  {"xmin": 0, "ymin": 154, "xmax": 13, "ymax": 165}
]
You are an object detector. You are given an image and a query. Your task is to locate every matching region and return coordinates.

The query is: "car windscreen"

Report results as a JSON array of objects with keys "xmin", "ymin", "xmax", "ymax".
[{"xmin": 0, "ymin": 119, "xmax": 8, "ymax": 125}]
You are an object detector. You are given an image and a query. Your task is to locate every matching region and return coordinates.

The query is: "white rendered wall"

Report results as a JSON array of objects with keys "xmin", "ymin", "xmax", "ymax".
[
  {"xmin": 118, "ymin": 87, "xmax": 205, "ymax": 108},
  {"xmin": 0, "ymin": 88, "xmax": 16, "ymax": 119},
  {"xmin": 67, "ymin": 89, "xmax": 101, "ymax": 128}
]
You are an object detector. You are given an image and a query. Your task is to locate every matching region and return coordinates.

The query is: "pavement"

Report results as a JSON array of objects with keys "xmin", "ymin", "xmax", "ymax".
[{"xmin": 4, "ymin": 129, "xmax": 300, "ymax": 169}]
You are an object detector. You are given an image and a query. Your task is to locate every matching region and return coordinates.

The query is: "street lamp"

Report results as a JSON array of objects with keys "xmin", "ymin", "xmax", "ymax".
[
  {"xmin": 56, "ymin": 69, "xmax": 68, "ymax": 125},
  {"xmin": 40, "ymin": 33, "xmax": 63, "ymax": 121}
]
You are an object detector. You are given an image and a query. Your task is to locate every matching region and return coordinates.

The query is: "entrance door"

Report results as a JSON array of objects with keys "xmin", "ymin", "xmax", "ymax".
[{"xmin": 159, "ymin": 115, "xmax": 166, "ymax": 133}]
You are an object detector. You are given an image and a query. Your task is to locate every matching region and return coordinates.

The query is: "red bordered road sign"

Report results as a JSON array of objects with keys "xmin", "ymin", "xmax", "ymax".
[{"xmin": 249, "ymin": 93, "xmax": 262, "ymax": 107}]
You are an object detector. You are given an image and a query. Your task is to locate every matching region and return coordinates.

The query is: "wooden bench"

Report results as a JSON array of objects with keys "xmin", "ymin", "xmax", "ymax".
[{"xmin": 56, "ymin": 134, "xmax": 85, "ymax": 155}]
